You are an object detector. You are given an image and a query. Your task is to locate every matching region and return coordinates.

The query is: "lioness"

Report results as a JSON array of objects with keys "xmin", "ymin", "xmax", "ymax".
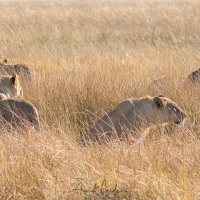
[
  {"xmin": 0, "ymin": 98, "xmax": 39, "ymax": 131},
  {"xmin": 0, "ymin": 60, "xmax": 31, "ymax": 81},
  {"xmin": 0, "ymin": 74, "xmax": 23, "ymax": 98},
  {"xmin": 89, "ymin": 95, "xmax": 186, "ymax": 142}
]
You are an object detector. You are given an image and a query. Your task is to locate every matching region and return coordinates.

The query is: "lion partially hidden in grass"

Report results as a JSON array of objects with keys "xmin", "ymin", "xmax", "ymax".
[
  {"xmin": 0, "ymin": 59, "xmax": 31, "ymax": 81},
  {"xmin": 89, "ymin": 95, "xmax": 186, "ymax": 142},
  {"xmin": 0, "ymin": 72, "xmax": 38, "ymax": 132},
  {"xmin": 0, "ymin": 98, "xmax": 40, "ymax": 132}
]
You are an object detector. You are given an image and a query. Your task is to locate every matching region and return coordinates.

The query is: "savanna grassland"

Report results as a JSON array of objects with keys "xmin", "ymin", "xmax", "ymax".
[{"xmin": 0, "ymin": 0, "xmax": 200, "ymax": 199}]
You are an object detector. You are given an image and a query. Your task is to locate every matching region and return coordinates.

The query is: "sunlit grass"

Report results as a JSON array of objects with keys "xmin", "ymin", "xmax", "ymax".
[{"xmin": 0, "ymin": 0, "xmax": 199, "ymax": 199}]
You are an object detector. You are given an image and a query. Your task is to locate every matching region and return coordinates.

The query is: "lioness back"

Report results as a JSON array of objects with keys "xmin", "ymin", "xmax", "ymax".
[
  {"xmin": 0, "ymin": 98, "xmax": 39, "ymax": 131},
  {"xmin": 90, "ymin": 95, "xmax": 186, "ymax": 142}
]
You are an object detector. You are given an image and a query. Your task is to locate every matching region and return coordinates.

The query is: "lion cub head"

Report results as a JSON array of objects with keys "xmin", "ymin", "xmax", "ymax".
[{"xmin": 0, "ymin": 74, "xmax": 23, "ymax": 98}]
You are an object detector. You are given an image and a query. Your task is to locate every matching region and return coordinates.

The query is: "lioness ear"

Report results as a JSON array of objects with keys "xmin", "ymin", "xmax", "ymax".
[
  {"xmin": 3, "ymin": 59, "xmax": 7, "ymax": 63},
  {"xmin": 158, "ymin": 94, "xmax": 165, "ymax": 97},
  {"xmin": 153, "ymin": 97, "xmax": 165, "ymax": 109},
  {"xmin": 11, "ymin": 74, "xmax": 19, "ymax": 85}
]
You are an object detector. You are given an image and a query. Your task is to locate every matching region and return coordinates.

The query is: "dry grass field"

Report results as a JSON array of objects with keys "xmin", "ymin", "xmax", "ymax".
[{"xmin": 0, "ymin": 0, "xmax": 200, "ymax": 199}]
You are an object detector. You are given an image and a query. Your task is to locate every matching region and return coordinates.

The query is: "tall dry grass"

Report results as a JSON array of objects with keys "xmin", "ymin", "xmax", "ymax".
[{"xmin": 0, "ymin": 0, "xmax": 200, "ymax": 199}]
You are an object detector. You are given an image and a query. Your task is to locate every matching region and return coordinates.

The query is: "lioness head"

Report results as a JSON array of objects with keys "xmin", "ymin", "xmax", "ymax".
[
  {"xmin": 152, "ymin": 95, "xmax": 186, "ymax": 125},
  {"xmin": 0, "ymin": 74, "xmax": 23, "ymax": 98}
]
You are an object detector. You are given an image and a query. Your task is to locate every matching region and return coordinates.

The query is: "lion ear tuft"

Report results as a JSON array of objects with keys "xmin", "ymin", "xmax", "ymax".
[
  {"xmin": 3, "ymin": 59, "xmax": 7, "ymax": 63},
  {"xmin": 153, "ymin": 97, "xmax": 165, "ymax": 109},
  {"xmin": 11, "ymin": 74, "xmax": 19, "ymax": 85},
  {"xmin": 158, "ymin": 94, "xmax": 165, "ymax": 98}
]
